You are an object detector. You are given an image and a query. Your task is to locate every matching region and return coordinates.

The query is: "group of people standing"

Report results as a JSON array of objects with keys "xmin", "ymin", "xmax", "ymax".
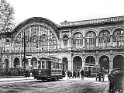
[{"xmin": 66, "ymin": 69, "xmax": 85, "ymax": 80}]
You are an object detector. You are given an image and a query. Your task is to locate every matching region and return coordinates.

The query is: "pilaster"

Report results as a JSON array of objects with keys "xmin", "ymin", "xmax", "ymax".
[
  {"xmin": 83, "ymin": 38, "xmax": 85, "ymax": 48},
  {"xmin": 109, "ymin": 56, "xmax": 113, "ymax": 73},
  {"xmin": 96, "ymin": 37, "xmax": 99, "ymax": 47}
]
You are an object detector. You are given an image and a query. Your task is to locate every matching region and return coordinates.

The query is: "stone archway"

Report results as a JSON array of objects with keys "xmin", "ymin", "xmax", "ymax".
[
  {"xmin": 4, "ymin": 59, "xmax": 9, "ymax": 70},
  {"xmin": 14, "ymin": 58, "xmax": 20, "ymax": 68},
  {"xmin": 113, "ymin": 55, "xmax": 124, "ymax": 69},
  {"xmin": 31, "ymin": 57, "xmax": 37, "ymax": 69},
  {"xmin": 85, "ymin": 56, "xmax": 95, "ymax": 65},
  {"xmin": 62, "ymin": 57, "xmax": 68, "ymax": 71},
  {"xmin": 99, "ymin": 55, "xmax": 109, "ymax": 73},
  {"xmin": 73, "ymin": 56, "xmax": 82, "ymax": 71}
]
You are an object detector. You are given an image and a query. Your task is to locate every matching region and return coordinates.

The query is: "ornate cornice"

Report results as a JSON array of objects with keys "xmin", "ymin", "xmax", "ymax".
[{"xmin": 60, "ymin": 16, "xmax": 124, "ymax": 27}]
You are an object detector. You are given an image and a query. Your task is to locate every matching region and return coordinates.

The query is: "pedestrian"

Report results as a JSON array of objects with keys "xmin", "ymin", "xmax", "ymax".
[
  {"xmin": 69, "ymin": 71, "xmax": 72, "ymax": 78},
  {"xmin": 80, "ymin": 69, "xmax": 84, "ymax": 80},
  {"xmin": 88, "ymin": 70, "xmax": 91, "ymax": 77},
  {"xmin": 25, "ymin": 69, "xmax": 30, "ymax": 77},
  {"xmin": 77, "ymin": 71, "xmax": 80, "ymax": 78},
  {"xmin": 67, "ymin": 70, "xmax": 70, "ymax": 78},
  {"xmin": 73, "ymin": 70, "xmax": 76, "ymax": 78},
  {"xmin": 108, "ymin": 73, "xmax": 114, "ymax": 92},
  {"xmin": 62, "ymin": 70, "xmax": 65, "ymax": 77}
]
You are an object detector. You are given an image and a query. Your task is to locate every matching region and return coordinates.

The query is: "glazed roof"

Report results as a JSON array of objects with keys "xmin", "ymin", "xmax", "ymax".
[{"xmin": 11, "ymin": 17, "xmax": 59, "ymax": 37}]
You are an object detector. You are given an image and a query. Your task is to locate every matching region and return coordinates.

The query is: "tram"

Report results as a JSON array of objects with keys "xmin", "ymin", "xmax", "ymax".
[
  {"xmin": 32, "ymin": 56, "xmax": 64, "ymax": 81},
  {"xmin": 83, "ymin": 65, "xmax": 101, "ymax": 77}
]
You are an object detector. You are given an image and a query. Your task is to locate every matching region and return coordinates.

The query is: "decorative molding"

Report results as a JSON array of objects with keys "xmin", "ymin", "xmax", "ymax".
[{"xmin": 60, "ymin": 16, "xmax": 124, "ymax": 27}]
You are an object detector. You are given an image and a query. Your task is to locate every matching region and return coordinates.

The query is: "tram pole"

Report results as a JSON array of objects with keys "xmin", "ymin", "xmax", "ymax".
[{"xmin": 24, "ymin": 31, "xmax": 26, "ymax": 71}]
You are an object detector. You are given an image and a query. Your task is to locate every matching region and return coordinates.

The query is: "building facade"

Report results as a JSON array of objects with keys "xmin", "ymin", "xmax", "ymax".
[{"xmin": 0, "ymin": 16, "xmax": 124, "ymax": 73}]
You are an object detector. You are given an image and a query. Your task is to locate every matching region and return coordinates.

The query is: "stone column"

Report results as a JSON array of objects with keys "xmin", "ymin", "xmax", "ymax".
[
  {"xmin": 95, "ymin": 58, "xmax": 99, "ymax": 66},
  {"xmin": 83, "ymin": 38, "xmax": 85, "ymax": 48},
  {"xmin": 96, "ymin": 37, "xmax": 99, "ymax": 47},
  {"xmin": 28, "ymin": 59, "xmax": 32, "ymax": 70},
  {"xmin": 68, "ymin": 60, "xmax": 71, "ymax": 71},
  {"xmin": 81, "ymin": 57, "xmax": 85, "ymax": 68},
  {"xmin": 109, "ymin": 58, "xmax": 113, "ymax": 73},
  {"xmin": 110, "ymin": 35, "xmax": 113, "ymax": 47},
  {"xmin": 71, "ymin": 56, "xmax": 73, "ymax": 76},
  {"xmin": 68, "ymin": 37, "xmax": 72, "ymax": 50}
]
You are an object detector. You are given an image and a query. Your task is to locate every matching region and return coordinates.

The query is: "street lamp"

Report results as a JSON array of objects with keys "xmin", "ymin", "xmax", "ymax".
[
  {"xmin": 23, "ymin": 31, "xmax": 26, "ymax": 70},
  {"xmin": 0, "ymin": 46, "xmax": 5, "ymax": 69}
]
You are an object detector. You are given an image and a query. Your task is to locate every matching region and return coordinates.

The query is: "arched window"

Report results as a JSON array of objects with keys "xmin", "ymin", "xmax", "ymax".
[
  {"xmin": 99, "ymin": 30, "xmax": 110, "ymax": 48},
  {"xmin": 85, "ymin": 56, "xmax": 95, "ymax": 65},
  {"xmin": 85, "ymin": 31, "xmax": 96, "ymax": 49},
  {"xmin": 113, "ymin": 28, "xmax": 124, "ymax": 48},
  {"xmin": 63, "ymin": 35, "xmax": 68, "ymax": 46},
  {"xmin": 13, "ymin": 25, "xmax": 58, "ymax": 52},
  {"xmin": 39, "ymin": 34, "xmax": 48, "ymax": 51},
  {"xmin": 73, "ymin": 32, "xmax": 83, "ymax": 48},
  {"xmin": 14, "ymin": 58, "xmax": 20, "ymax": 68}
]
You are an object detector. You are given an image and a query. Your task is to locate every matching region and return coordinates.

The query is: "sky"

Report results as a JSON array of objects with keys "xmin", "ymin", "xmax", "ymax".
[{"xmin": 6, "ymin": 0, "xmax": 124, "ymax": 26}]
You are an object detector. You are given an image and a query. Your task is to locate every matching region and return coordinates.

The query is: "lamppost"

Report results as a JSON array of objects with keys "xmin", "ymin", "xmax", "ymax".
[
  {"xmin": 0, "ymin": 47, "xmax": 3, "ymax": 70},
  {"xmin": 0, "ymin": 46, "xmax": 5, "ymax": 70},
  {"xmin": 23, "ymin": 31, "xmax": 26, "ymax": 70}
]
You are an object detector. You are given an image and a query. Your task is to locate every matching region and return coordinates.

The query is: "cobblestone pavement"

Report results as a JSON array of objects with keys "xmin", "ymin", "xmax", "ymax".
[{"xmin": 0, "ymin": 76, "xmax": 109, "ymax": 93}]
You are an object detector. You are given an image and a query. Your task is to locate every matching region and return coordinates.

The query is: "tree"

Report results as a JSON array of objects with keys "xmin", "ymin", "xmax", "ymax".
[{"xmin": 0, "ymin": 0, "xmax": 14, "ymax": 33}]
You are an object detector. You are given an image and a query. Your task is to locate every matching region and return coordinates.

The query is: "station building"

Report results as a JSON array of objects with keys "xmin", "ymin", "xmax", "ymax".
[{"xmin": 0, "ymin": 16, "xmax": 124, "ymax": 73}]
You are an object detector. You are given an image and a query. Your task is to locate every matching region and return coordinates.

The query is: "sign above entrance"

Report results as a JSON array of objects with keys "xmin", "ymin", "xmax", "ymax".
[{"xmin": 26, "ymin": 55, "xmax": 32, "ymax": 59}]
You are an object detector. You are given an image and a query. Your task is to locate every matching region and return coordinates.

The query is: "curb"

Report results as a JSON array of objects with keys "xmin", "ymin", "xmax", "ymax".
[{"xmin": 0, "ymin": 77, "xmax": 35, "ymax": 82}]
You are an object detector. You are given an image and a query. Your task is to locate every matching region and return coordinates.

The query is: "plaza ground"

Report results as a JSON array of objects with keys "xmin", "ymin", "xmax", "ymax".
[{"xmin": 0, "ymin": 75, "xmax": 109, "ymax": 93}]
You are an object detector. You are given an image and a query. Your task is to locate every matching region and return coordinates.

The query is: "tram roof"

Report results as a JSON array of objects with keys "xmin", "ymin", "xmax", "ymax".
[{"xmin": 38, "ymin": 56, "xmax": 60, "ymax": 61}]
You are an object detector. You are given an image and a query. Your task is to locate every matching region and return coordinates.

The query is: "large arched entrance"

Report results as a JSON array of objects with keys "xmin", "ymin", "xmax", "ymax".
[
  {"xmin": 31, "ymin": 57, "xmax": 37, "ymax": 69},
  {"xmin": 113, "ymin": 55, "xmax": 124, "ymax": 69},
  {"xmin": 14, "ymin": 58, "xmax": 20, "ymax": 68},
  {"xmin": 22, "ymin": 58, "xmax": 28, "ymax": 69},
  {"xmin": 99, "ymin": 55, "xmax": 109, "ymax": 73},
  {"xmin": 62, "ymin": 57, "xmax": 68, "ymax": 71},
  {"xmin": 73, "ymin": 56, "xmax": 82, "ymax": 71},
  {"xmin": 4, "ymin": 59, "xmax": 9, "ymax": 70},
  {"xmin": 85, "ymin": 56, "xmax": 95, "ymax": 65}
]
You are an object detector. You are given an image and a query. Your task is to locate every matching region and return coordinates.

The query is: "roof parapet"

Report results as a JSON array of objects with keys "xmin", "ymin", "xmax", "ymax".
[{"xmin": 60, "ymin": 16, "xmax": 124, "ymax": 26}]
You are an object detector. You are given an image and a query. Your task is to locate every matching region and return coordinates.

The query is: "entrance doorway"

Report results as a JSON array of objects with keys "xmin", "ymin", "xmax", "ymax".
[
  {"xmin": 4, "ymin": 59, "xmax": 9, "ymax": 70},
  {"xmin": 85, "ymin": 56, "xmax": 95, "ymax": 65},
  {"xmin": 113, "ymin": 55, "xmax": 124, "ymax": 69},
  {"xmin": 99, "ymin": 55, "xmax": 109, "ymax": 73},
  {"xmin": 62, "ymin": 57, "xmax": 68, "ymax": 71},
  {"xmin": 14, "ymin": 58, "xmax": 20, "ymax": 68},
  {"xmin": 73, "ymin": 56, "xmax": 82, "ymax": 71}
]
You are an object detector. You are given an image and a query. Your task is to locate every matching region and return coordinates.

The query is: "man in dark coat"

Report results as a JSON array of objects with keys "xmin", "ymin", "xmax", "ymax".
[
  {"xmin": 80, "ymin": 69, "xmax": 84, "ymax": 80},
  {"xmin": 73, "ymin": 70, "xmax": 76, "ymax": 78}
]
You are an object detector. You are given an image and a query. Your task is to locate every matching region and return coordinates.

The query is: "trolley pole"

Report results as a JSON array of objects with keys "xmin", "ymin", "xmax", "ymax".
[{"xmin": 24, "ymin": 31, "xmax": 26, "ymax": 70}]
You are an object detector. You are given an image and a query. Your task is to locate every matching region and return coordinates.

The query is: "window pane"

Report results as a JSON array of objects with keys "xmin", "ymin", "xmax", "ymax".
[
  {"xmin": 46, "ymin": 61, "xmax": 48, "ymax": 69},
  {"xmin": 42, "ymin": 61, "xmax": 45, "ymax": 69}
]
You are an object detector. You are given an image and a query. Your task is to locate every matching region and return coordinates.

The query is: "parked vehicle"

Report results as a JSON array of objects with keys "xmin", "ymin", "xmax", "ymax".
[
  {"xmin": 32, "ymin": 56, "xmax": 64, "ymax": 81},
  {"xmin": 108, "ymin": 68, "xmax": 124, "ymax": 93}
]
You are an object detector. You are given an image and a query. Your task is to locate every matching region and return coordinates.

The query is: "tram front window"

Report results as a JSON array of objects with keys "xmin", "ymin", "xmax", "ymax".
[{"xmin": 42, "ymin": 61, "xmax": 45, "ymax": 69}]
